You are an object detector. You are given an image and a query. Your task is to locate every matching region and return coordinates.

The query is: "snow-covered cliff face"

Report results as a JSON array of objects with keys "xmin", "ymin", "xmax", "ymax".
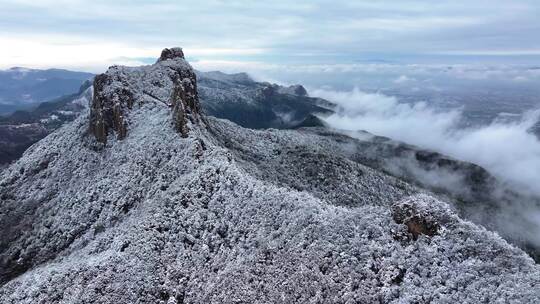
[{"xmin": 0, "ymin": 48, "xmax": 539, "ymax": 303}]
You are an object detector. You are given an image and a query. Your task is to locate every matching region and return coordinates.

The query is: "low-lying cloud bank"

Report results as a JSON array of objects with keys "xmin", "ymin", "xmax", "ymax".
[
  {"xmin": 311, "ymin": 87, "xmax": 540, "ymax": 197},
  {"xmin": 313, "ymin": 87, "xmax": 540, "ymax": 253}
]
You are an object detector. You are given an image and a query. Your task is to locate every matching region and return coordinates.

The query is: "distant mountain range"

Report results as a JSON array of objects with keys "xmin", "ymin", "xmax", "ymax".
[
  {"xmin": 0, "ymin": 67, "xmax": 94, "ymax": 115},
  {"xmin": 0, "ymin": 80, "xmax": 93, "ymax": 165},
  {"xmin": 197, "ymin": 70, "xmax": 333, "ymax": 129}
]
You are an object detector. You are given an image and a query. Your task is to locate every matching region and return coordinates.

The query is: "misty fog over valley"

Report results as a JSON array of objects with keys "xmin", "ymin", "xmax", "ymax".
[
  {"xmin": 1, "ymin": 1, "xmax": 540, "ymax": 303},
  {"xmin": 202, "ymin": 61, "xmax": 540, "ymax": 194}
]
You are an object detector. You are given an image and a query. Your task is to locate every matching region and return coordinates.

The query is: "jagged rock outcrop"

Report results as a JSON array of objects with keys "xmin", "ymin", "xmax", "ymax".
[
  {"xmin": 157, "ymin": 47, "xmax": 185, "ymax": 62},
  {"xmin": 1, "ymin": 69, "xmax": 330, "ymax": 165},
  {"xmin": 392, "ymin": 195, "xmax": 444, "ymax": 240},
  {"xmin": 90, "ymin": 47, "xmax": 201, "ymax": 143}
]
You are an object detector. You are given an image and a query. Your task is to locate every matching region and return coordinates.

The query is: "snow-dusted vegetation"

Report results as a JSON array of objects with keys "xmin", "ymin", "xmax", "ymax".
[
  {"xmin": 0, "ymin": 49, "xmax": 538, "ymax": 303},
  {"xmin": 197, "ymin": 70, "xmax": 333, "ymax": 129}
]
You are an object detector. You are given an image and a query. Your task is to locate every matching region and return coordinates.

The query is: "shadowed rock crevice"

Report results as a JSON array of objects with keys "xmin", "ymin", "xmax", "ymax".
[
  {"xmin": 171, "ymin": 78, "xmax": 201, "ymax": 137},
  {"xmin": 90, "ymin": 73, "xmax": 131, "ymax": 143}
]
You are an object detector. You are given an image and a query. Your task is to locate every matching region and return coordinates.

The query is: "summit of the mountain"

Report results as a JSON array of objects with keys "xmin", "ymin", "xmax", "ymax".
[
  {"xmin": 157, "ymin": 47, "xmax": 186, "ymax": 62},
  {"xmin": 90, "ymin": 47, "xmax": 202, "ymax": 143}
]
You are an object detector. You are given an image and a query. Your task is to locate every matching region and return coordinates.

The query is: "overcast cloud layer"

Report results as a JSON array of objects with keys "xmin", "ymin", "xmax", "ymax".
[{"xmin": 1, "ymin": 0, "xmax": 540, "ymax": 71}]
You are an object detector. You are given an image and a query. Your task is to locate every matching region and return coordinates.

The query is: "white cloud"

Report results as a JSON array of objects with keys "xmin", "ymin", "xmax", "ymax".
[
  {"xmin": 312, "ymin": 87, "xmax": 540, "ymax": 196},
  {"xmin": 393, "ymin": 75, "xmax": 415, "ymax": 84},
  {"xmin": 0, "ymin": 34, "xmax": 269, "ymax": 72},
  {"xmin": 513, "ymin": 76, "xmax": 529, "ymax": 82},
  {"xmin": 0, "ymin": 35, "xmax": 160, "ymax": 72}
]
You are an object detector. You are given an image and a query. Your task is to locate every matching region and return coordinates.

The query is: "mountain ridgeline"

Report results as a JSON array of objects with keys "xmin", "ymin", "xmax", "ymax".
[
  {"xmin": 0, "ymin": 63, "xmax": 331, "ymax": 166},
  {"xmin": 197, "ymin": 70, "xmax": 332, "ymax": 129},
  {"xmin": 0, "ymin": 81, "xmax": 93, "ymax": 166},
  {"xmin": 0, "ymin": 48, "xmax": 539, "ymax": 303},
  {"xmin": 0, "ymin": 67, "xmax": 94, "ymax": 115}
]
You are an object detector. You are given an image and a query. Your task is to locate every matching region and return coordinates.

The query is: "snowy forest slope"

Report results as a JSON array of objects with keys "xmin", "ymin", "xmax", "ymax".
[{"xmin": 0, "ymin": 48, "xmax": 538, "ymax": 303}]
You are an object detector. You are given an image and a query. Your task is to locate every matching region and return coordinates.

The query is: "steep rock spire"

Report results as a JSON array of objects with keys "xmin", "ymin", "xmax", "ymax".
[
  {"xmin": 157, "ymin": 47, "xmax": 185, "ymax": 62},
  {"xmin": 89, "ymin": 47, "xmax": 201, "ymax": 143}
]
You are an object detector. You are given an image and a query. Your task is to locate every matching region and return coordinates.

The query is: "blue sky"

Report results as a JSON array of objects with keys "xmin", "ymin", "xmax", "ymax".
[{"xmin": 1, "ymin": 0, "xmax": 539, "ymax": 72}]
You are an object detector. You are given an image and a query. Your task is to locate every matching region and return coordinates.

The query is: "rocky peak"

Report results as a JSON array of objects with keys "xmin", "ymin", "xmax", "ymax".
[
  {"xmin": 90, "ymin": 47, "xmax": 201, "ymax": 143},
  {"xmin": 279, "ymin": 84, "xmax": 308, "ymax": 97},
  {"xmin": 157, "ymin": 47, "xmax": 185, "ymax": 62}
]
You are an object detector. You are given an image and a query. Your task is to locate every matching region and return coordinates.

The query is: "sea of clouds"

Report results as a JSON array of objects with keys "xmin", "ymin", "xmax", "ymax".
[
  {"xmin": 311, "ymin": 87, "xmax": 540, "ymax": 197},
  {"xmin": 196, "ymin": 60, "xmax": 540, "ymax": 196},
  {"xmin": 308, "ymin": 82, "xmax": 540, "ymax": 250}
]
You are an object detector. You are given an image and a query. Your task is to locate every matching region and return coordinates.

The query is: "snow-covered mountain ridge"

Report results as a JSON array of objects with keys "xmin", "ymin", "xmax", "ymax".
[
  {"xmin": 196, "ymin": 70, "xmax": 333, "ymax": 129},
  {"xmin": 0, "ymin": 48, "xmax": 538, "ymax": 303},
  {"xmin": 0, "ymin": 62, "xmax": 331, "ymax": 165}
]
